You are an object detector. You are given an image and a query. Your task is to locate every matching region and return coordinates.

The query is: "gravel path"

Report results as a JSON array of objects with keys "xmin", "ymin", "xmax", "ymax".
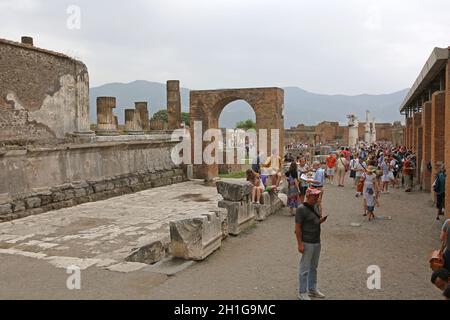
[
  {"xmin": 146, "ymin": 178, "xmax": 444, "ymax": 300},
  {"xmin": 0, "ymin": 176, "xmax": 444, "ymax": 299}
]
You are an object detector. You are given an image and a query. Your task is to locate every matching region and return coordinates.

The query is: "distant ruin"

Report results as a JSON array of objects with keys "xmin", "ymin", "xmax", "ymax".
[{"xmin": 285, "ymin": 118, "xmax": 404, "ymax": 147}]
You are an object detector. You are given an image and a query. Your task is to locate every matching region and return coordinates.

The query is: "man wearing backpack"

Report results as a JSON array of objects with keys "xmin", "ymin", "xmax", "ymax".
[{"xmin": 433, "ymin": 164, "xmax": 446, "ymax": 220}]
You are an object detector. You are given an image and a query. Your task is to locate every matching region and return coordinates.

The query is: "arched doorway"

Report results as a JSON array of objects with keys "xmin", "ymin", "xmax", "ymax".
[
  {"xmin": 218, "ymin": 100, "xmax": 256, "ymax": 175},
  {"xmin": 189, "ymin": 87, "xmax": 285, "ymax": 180}
]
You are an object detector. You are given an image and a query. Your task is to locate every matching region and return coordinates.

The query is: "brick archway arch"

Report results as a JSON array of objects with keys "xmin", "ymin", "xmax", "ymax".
[{"xmin": 189, "ymin": 87, "xmax": 285, "ymax": 180}]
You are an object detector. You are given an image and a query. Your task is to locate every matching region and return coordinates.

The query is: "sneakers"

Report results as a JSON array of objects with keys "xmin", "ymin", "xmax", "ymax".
[
  {"xmin": 309, "ymin": 290, "xmax": 326, "ymax": 299},
  {"xmin": 297, "ymin": 293, "xmax": 311, "ymax": 300}
]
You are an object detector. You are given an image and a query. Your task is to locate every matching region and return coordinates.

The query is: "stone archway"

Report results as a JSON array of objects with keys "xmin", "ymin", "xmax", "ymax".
[{"xmin": 189, "ymin": 87, "xmax": 285, "ymax": 180}]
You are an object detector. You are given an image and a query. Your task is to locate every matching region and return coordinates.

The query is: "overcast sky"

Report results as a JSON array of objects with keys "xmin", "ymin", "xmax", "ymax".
[{"xmin": 1, "ymin": 0, "xmax": 449, "ymax": 94}]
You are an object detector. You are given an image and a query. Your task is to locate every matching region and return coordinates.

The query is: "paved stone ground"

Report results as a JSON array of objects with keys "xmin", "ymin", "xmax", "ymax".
[
  {"xmin": 0, "ymin": 176, "xmax": 445, "ymax": 299},
  {"xmin": 0, "ymin": 181, "xmax": 220, "ymax": 272}
]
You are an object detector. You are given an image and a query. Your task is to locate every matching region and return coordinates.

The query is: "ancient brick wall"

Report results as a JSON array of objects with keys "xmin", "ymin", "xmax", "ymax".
[
  {"xmin": 445, "ymin": 62, "xmax": 450, "ymax": 219},
  {"xmin": 190, "ymin": 87, "xmax": 284, "ymax": 180},
  {"xmin": 375, "ymin": 123, "xmax": 393, "ymax": 141},
  {"xmin": 431, "ymin": 92, "xmax": 446, "ymax": 192},
  {"xmin": 421, "ymin": 101, "xmax": 432, "ymax": 191},
  {"xmin": 0, "ymin": 37, "xmax": 91, "ymax": 145}
]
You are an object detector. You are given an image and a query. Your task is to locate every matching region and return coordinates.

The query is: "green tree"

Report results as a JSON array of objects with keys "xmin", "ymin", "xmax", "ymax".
[
  {"xmin": 235, "ymin": 119, "xmax": 256, "ymax": 130},
  {"xmin": 152, "ymin": 109, "xmax": 168, "ymax": 122},
  {"xmin": 152, "ymin": 109, "xmax": 190, "ymax": 126},
  {"xmin": 181, "ymin": 112, "xmax": 190, "ymax": 126}
]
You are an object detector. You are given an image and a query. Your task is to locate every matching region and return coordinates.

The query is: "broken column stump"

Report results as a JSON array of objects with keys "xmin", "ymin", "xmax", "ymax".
[
  {"xmin": 96, "ymin": 97, "xmax": 119, "ymax": 136},
  {"xmin": 124, "ymin": 109, "xmax": 144, "ymax": 135}
]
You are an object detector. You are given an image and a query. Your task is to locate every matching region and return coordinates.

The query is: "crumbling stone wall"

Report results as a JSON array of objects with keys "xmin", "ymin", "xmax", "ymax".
[
  {"xmin": 0, "ymin": 136, "xmax": 187, "ymax": 222},
  {"xmin": 0, "ymin": 37, "xmax": 91, "ymax": 145}
]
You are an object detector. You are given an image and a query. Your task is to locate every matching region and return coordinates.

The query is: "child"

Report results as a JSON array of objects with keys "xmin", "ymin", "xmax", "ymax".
[
  {"xmin": 246, "ymin": 169, "xmax": 262, "ymax": 204},
  {"xmin": 365, "ymin": 187, "xmax": 376, "ymax": 221}
]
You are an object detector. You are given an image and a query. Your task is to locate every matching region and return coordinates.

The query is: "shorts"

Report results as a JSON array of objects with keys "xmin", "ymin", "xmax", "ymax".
[
  {"xmin": 326, "ymin": 168, "xmax": 335, "ymax": 176},
  {"xmin": 382, "ymin": 172, "xmax": 394, "ymax": 182},
  {"xmin": 367, "ymin": 206, "xmax": 375, "ymax": 213}
]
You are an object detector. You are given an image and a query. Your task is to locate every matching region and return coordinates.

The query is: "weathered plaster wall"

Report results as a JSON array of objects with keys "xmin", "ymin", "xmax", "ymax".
[{"xmin": 0, "ymin": 38, "xmax": 90, "ymax": 144}]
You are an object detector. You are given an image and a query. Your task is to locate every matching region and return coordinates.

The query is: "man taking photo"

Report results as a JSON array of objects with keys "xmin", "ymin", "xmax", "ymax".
[{"xmin": 295, "ymin": 187, "xmax": 328, "ymax": 300}]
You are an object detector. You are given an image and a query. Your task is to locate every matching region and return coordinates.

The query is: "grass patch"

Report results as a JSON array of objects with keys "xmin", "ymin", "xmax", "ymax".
[{"xmin": 219, "ymin": 172, "xmax": 246, "ymax": 179}]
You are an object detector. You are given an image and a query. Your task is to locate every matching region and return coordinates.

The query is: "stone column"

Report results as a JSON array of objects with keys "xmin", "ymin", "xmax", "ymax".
[
  {"xmin": 135, "ymin": 102, "xmax": 150, "ymax": 132},
  {"xmin": 412, "ymin": 112, "xmax": 422, "ymax": 153},
  {"xmin": 445, "ymin": 59, "xmax": 450, "ymax": 219},
  {"xmin": 124, "ymin": 109, "xmax": 144, "ymax": 135},
  {"xmin": 431, "ymin": 91, "xmax": 446, "ymax": 192},
  {"xmin": 167, "ymin": 80, "xmax": 181, "ymax": 130},
  {"xmin": 421, "ymin": 101, "xmax": 432, "ymax": 191},
  {"xmin": 96, "ymin": 97, "xmax": 118, "ymax": 136},
  {"xmin": 413, "ymin": 112, "xmax": 422, "ymax": 184},
  {"xmin": 406, "ymin": 117, "xmax": 412, "ymax": 149}
]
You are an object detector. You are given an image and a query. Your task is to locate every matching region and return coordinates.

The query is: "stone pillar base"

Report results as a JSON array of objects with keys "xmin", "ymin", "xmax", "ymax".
[
  {"xmin": 125, "ymin": 130, "xmax": 144, "ymax": 135},
  {"xmin": 95, "ymin": 130, "xmax": 119, "ymax": 136}
]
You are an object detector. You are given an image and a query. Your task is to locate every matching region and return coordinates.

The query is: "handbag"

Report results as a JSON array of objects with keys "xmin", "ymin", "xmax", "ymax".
[
  {"xmin": 356, "ymin": 177, "xmax": 365, "ymax": 193},
  {"xmin": 429, "ymin": 242, "xmax": 446, "ymax": 271}
]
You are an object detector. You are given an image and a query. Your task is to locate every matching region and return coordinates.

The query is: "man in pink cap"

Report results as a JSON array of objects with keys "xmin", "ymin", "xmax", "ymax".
[{"xmin": 295, "ymin": 187, "xmax": 328, "ymax": 300}]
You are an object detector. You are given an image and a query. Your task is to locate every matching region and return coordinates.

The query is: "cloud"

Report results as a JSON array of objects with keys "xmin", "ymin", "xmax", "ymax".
[{"xmin": 1, "ymin": 0, "xmax": 450, "ymax": 95}]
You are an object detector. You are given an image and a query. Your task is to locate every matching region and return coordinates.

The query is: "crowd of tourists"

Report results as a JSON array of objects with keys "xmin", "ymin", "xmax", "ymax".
[{"xmin": 247, "ymin": 143, "xmax": 448, "ymax": 299}]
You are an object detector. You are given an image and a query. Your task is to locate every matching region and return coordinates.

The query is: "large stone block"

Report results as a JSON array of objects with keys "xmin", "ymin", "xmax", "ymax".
[
  {"xmin": 125, "ymin": 240, "xmax": 166, "ymax": 265},
  {"xmin": 253, "ymin": 203, "xmax": 270, "ymax": 221},
  {"xmin": 25, "ymin": 197, "xmax": 41, "ymax": 209},
  {"xmin": 216, "ymin": 180, "xmax": 252, "ymax": 201},
  {"xmin": 170, "ymin": 210, "xmax": 226, "ymax": 260},
  {"xmin": 0, "ymin": 203, "xmax": 12, "ymax": 215},
  {"xmin": 218, "ymin": 200, "xmax": 255, "ymax": 235},
  {"xmin": 260, "ymin": 192, "xmax": 283, "ymax": 215}
]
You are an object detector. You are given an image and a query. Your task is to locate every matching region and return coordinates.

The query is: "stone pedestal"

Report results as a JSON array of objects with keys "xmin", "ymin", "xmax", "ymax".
[
  {"xmin": 170, "ymin": 209, "xmax": 227, "ymax": 260},
  {"xmin": 124, "ymin": 109, "xmax": 144, "ymax": 135},
  {"xmin": 216, "ymin": 180, "xmax": 255, "ymax": 235},
  {"xmin": 96, "ymin": 97, "xmax": 119, "ymax": 136},
  {"xmin": 218, "ymin": 200, "xmax": 254, "ymax": 235},
  {"xmin": 216, "ymin": 180, "xmax": 253, "ymax": 202}
]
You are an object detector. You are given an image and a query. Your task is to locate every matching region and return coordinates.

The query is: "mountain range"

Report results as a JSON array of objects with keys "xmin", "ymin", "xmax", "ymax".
[{"xmin": 89, "ymin": 80, "xmax": 408, "ymax": 128}]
